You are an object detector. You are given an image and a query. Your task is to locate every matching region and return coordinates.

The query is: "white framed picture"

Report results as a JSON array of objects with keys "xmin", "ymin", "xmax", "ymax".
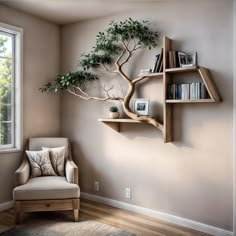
[
  {"xmin": 133, "ymin": 99, "xmax": 150, "ymax": 116},
  {"xmin": 178, "ymin": 52, "xmax": 197, "ymax": 67}
]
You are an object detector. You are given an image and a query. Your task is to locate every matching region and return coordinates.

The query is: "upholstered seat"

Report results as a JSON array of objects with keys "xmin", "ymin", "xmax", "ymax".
[
  {"xmin": 14, "ymin": 176, "xmax": 80, "ymax": 200},
  {"xmin": 13, "ymin": 138, "xmax": 80, "ymax": 224}
]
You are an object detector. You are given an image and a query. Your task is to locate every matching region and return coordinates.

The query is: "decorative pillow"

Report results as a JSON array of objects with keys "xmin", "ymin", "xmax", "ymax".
[
  {"xmin": 42, "ymin": 146, "xmax": 66, "ymax": 176},
  {"xmin": 26, "ymin": 150, "xmax": 57, "ymax": 178}
]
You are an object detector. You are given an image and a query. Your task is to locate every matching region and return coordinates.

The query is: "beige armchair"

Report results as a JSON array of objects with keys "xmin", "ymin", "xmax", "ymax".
[{"xmin": 13, "ymin": 138, "xmax": 80, "ymax": 224}]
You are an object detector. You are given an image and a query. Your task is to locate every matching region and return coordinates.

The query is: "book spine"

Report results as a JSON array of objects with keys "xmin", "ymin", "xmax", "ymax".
[
  {"xmin": 173, "ymin": 84, "xmax": 176, "ymax": 99},
  {"xmin": 169, "ymin": 51, "xmax": 172, "ymax": 69},
  {"xmin": 186, "ymin": 84, "xmax": 190, "ymax": 100},
  {"xmin": 201, "ymin": 82, "xmax": 207, "ymax": 99},
  {"xmin": 190, "ymin": 83, "xmax": 196, "ymax": 100},
  {"xmin": 176, "ymin": 51, "xmax": 180, "ymax": 67},
  {"xmin": 167, "ymin": 85, "xmax": 171, "ymax": 99},
  {"xmin": 197, "ymin": 82, "xmax": 200, "ymax": 99},
  {"xmin": 153, "ymin": 54, "xmax": 160, "ymax": 73},
  {"xmin": 181, "ymin": 84, "xmax": 185, "ymax": 100},
  {"xmin": 177, "ymin": 84, "xmax": 182, "ymax": 100},
  {"xmin": 173, "ymin": 51, "xmax": 176, "ymax": 68}
]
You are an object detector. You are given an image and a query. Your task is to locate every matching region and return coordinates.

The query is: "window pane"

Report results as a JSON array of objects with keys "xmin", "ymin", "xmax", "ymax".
[
  {"xmin": 0, "ymin": 105, "xmax": 11, "ymax": 121},
  {"xmin": 0, "ymin": 87, "xmax": 11, "ymax": 104},
  {"xmin": 0, "ymin": 33, "xmax": 13, "ymax": 58},
  {"xmin": 0, "ymin": 58, "xmax": 13, "ymax": 86},
  {"xmin": 0, "ymin": 122, "xmax": 12, "ymax": 145}
]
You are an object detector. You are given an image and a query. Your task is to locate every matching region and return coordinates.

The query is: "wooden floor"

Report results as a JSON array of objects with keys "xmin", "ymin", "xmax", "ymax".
[{"xmin": 0, "ymin": 199, "xmax": 211, "ymax": 236}]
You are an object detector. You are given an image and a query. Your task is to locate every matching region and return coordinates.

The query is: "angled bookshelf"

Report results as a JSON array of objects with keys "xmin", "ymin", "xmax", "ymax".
[{"xmin": 99, "ymin": 36, "xmax": 222, "ymax": 143}]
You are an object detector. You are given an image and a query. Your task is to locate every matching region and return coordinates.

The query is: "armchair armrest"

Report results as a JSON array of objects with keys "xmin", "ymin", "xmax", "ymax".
[
  {"xmin": 15, "ymin": 159, "xmax": 30, "ymax": 186},
  {"xmin": 65, "ymin": 159, "xmax": 79, "ymax": 185}
]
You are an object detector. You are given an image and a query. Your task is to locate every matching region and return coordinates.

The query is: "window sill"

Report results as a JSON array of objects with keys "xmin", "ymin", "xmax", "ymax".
[{"xmin": 0, "ymin": 148, "xmax": 22, "ymax": 154}]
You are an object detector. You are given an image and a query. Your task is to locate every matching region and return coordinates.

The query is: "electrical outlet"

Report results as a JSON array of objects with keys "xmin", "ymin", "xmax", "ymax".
[
  {"xmin": 126, "ymin": 188, "xmax": 131, "ymax": 199},
  {"xmin": 94, "ymin": 181, "xmax": 99, "ymax": 192}
]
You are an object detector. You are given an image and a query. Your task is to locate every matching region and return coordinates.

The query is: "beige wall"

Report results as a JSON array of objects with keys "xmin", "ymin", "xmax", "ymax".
[
  {"xmin": 0, "ymin": 5, "xmax": 61, "ymax": 203},
  {"xmin": 61, "ymin": 0, "xmax": 233, "ymax": 231}
]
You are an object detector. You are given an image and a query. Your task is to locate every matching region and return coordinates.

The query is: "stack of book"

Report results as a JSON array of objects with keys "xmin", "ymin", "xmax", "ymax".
[
  {"xmin": 168, "ymin": 51, "xmax": 180, "ymax": 68},
  {"xmin": 167, "ymin": 82, "xmax": 208, "ymax": 100},
  {"xmin": 152, "ymin": 48, "xmax": 163, "ymax": 73}
]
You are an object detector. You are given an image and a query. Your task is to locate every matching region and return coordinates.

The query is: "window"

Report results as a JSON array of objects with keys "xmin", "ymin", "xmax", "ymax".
[{"xmin": 0, "ymin": 23, "xmax": 22, "ymax": 152}]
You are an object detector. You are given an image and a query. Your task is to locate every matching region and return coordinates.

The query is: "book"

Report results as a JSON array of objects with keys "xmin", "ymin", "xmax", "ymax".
[
  {"xmin": 173, "ymin": 51, "xmax": 177, "ymax": 68},
  {"xmin": 167, "ymin": 82, "xmax": 209, "ymax": 100},
  {"xmin": 201, "ymin": 83, "xmax": 208, "ymax": 99},
  {"xmin": 175, "ymin": 51, "xmax": 180, "ymax": 67},
  {"xmin": 168, "ymin": 51, "xmax": 180, "ymax": 68},
  {"xmin": 159, "ymin": 60, "xmax": 163, "ymax": 72},
  {"xmin": 181, "ymin": 84, "xmax": 190, "ymax": 100},
  {"xmin": 152, "ymin": 54, "xmax": 160, "ymax": 73},
  {"xmin": 169, "ymin": 51, "xmax": 173, "ymax": 68},
  {"xmin": 190, "ymin": 83, "xmax": 196, "ymax": 100},
  {"xmin": 156, "ymin": 48, "xmax": 163, "ymax": 72}
]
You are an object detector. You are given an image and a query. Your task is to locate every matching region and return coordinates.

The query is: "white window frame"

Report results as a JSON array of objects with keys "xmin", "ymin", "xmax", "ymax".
[{"xmin": 0, "ymin": 22, "xmax": 23, "ymax": 153}]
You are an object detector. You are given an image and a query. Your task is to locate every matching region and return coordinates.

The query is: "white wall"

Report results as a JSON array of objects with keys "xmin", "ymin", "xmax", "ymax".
[
  {"xmin": 0, "ymin": 5, "xmax": 61, "ymax": 203},
  {"xmin": 61, "ymin": 0, "xmax": 233, "ymax": 231}
]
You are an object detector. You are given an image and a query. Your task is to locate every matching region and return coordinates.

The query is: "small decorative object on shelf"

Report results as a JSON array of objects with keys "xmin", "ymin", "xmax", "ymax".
[
  {"xmin": 139, "ymin": 68, "xmax": 153, "ymax": 76},
  {"xmin": 109, "ymin": 106, "xmax": 120, "ymax": 119},
  {"xmin": 133, "ymin": 99, "xmax": 150, "ymax": 116}
]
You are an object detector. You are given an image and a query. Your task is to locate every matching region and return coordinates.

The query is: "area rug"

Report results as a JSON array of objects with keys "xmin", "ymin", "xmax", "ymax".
[{"xmin": 0, "ymin": 211, "xmax": 136, "ymax": 236}]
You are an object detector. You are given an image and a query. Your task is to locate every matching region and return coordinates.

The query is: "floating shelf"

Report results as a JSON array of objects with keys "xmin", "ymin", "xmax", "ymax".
[
  {"xmin": 166, "ymin": 99, "xmax": 216, "ymax": 103},
  {"xmin": 98, "ymin": 118, "xmax": 143, "ymax": 132},
  {"xmin": 139, "ymin": 72, "xmax": 163, "ymax": 78},
  {"xmin": 165, "ymin": 66, "xmax": 199, "ymax": 73}
]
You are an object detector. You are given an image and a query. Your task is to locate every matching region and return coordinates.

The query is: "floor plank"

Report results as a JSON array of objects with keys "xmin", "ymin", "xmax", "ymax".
[{"xmin": 0, "ymin": 199, "xmax": 212, "ymax": 236}]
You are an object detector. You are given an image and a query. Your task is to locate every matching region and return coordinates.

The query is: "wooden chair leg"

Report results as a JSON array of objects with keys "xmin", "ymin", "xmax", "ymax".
[
  {"xmin": 72, "ymin": 199, "xmax": 80, "ymax": 222},
  {"xmin": 15, "ymin": 201, "xmax": 21, "ymax": 224}
]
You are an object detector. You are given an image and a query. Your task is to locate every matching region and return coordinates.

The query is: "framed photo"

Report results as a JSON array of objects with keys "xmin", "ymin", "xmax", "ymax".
[
  {"xmin": 133, "ymin": 99, "xmax": 149, "ymax": 116},
  {"xmin": 178, "ymin": 52, "xmax": 197, "ymax": 67}
]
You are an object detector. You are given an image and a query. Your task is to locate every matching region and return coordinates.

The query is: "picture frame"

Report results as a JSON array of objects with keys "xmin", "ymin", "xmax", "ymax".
[
  {"xmin": 133, "ymin": 99, "xmax": 150, "ymax": 116},
  {"xmin": 178, "ymin": 52, "xmax": 197, "ymax": 67}
]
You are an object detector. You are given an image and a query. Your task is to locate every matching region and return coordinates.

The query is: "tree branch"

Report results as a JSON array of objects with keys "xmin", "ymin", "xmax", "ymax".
[
  {"xmin": 98, "ymin": 63, "xmax": 118, "ymax": 74},
  {"xmin": 102, "ymin": 84, "xmax": 114, "ymax": 98},
  {"xmin": 132, "ymin": 75, "xmax": 148, "ymax": 84},
  {"xmin": 67, "ymin": 87, "xmax": 124, "ymax": 102},
  {"xmin": 119, "ymin": 39, "xmax": 141, "ymax": 67},
  {"xmin": 115, "ymin": 48, "xmax": 126, "ymax": 66}
]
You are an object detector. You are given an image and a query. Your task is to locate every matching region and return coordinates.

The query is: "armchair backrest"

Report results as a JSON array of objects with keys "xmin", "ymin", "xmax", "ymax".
[{"xmin": 28, "ymin": 137, "xmax": 70, "ymax": 160}]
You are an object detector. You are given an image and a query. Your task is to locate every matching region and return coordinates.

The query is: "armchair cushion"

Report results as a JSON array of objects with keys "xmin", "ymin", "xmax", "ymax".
[
  {"xmin": 26, "ymin": 150, "xmax": 56, "ymax": 177},
  {"xmin": 42, "ymin": 146, "xmax": 66, "ymax": 176},
  {"xmin": 13, "ymin": 176, "xmax": 80, "ymax": 200}
]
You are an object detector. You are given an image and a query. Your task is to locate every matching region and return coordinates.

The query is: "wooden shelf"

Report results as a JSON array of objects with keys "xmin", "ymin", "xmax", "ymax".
[
  {"xmin": 98, "ymin": 118, "xmax": 163, "ymax": 132},
  {"xmin": 98, "ymin": 118, "xmax": 142, "ymax": 123},
  {"xmin": 99, "ymin": 119, "xmax": 142, "ymax": 132},
  {"xmin": 162, "ymin": 36, "xmax": 222, "ymax": 142},
  {"xmin": 166, "ymin": 99, "xmax": 215, "ymax": 103},
  {"xmin": 165, "ymin": 66, "xmax": 199, "ymax": 73},
  {"xmin": 97, "ymin": 36, "xmax": 222, "ymax": 143},
  {"xmin": 137, "ymin": 72, "xmax": 163, "ymax": 78}
]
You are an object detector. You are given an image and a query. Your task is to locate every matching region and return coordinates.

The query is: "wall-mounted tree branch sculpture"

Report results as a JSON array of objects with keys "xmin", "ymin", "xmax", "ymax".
[{"xmin": 40, "ymin": 18, "xmax": 162, "ymax": 130}]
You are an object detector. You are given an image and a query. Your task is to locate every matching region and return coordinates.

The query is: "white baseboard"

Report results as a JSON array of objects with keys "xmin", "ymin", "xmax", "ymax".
[
  {"xmin": 0, "ymin": 201, "xmax": 14, "ymax": 212},
  {"xmin": 81, "ymin": 192, "xmax": 233, "ymax": 236}
]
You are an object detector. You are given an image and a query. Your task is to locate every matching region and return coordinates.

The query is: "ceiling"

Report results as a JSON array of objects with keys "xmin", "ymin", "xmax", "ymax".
[{"xmin": 0, "ymin": 0, "xmax": 164, "ymax": 25}]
